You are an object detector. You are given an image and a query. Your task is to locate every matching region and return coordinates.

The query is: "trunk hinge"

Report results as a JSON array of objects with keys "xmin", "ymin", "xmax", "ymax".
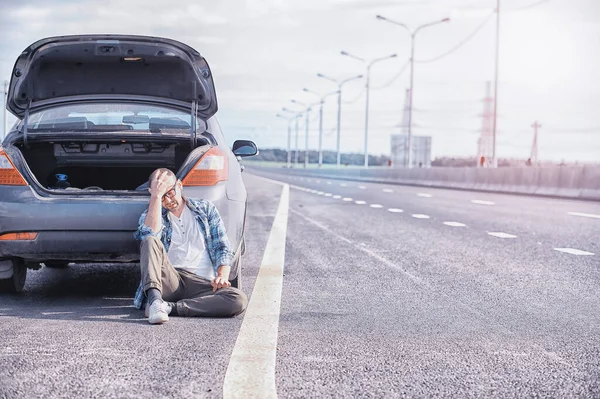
[{"xmin": 22, "ymin": 98, "xmax": 33, "ymax": 149}]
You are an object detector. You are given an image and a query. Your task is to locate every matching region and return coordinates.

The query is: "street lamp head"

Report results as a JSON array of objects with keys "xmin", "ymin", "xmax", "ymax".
[
  {"xmin": 302, "ymin": 88, "xmax": 310, "ymax": 92},
  {"xmin": 441, "ymin": 17, "xmax": 450, "ymax": 22},
  {"xmin": 390, "ymin": 54, "xmax": 398, "ymax": 58},
  {"xmin": 340, "ymin": 50, "xmax": 349, "ymax": 56},
  {"xmin": 375, "ymin": 15, "xmax": 385, "ymax": 20}
]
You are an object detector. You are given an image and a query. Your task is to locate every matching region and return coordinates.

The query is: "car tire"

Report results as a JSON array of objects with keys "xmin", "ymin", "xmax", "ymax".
[
  {"xmin": 0, "ymin": 259, "xmax": 27, "ymax": 293},
  {"xmin": 44, "ymin": 261, "xmax": 70, "ymax": 268},
  {"xmin": 230, "ymin": 257, "xmax": 242, "ymax": 290}
]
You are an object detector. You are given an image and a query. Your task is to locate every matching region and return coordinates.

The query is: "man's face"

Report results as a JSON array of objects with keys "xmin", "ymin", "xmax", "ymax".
[{"xmin": 162, "ymin": 179, "xmax": 183, "ymax": 212}]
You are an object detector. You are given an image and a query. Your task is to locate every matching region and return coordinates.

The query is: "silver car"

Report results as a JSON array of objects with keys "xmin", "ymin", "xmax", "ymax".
[{"xmin": 0, "ymin": 35, "xmax": 257, "ymax": 293}]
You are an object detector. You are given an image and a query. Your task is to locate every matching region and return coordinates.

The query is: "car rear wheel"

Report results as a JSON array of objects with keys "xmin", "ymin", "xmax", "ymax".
[
  {"xmin": 0, "ymin": 259, "xmax": 27, "ymax": 293},
  {"xmin": 44, "ymin": 261, "xmax": 70, "ymax": 268},
  {"xmin": 230, "ymin": 257, "xmax": 242, "ymax": 290}
]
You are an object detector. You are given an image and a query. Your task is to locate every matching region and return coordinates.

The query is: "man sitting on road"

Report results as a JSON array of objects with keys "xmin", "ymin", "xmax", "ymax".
[{"xmin": 132, "ymin": 168, "xmax": 247, "ymax": 324}]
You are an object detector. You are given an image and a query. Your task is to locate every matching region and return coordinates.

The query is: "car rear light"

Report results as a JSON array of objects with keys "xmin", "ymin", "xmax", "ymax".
[
  {"xmin": 0, "ymin": 232, "xmax": 38, "ymax": 240},
  {"xmin": 0, "ymin": 149, "xmax": 27, "ymax": 186},
  {"xmin": 182, "ymin": 147, "xmax": 228, "ymax": 186}
]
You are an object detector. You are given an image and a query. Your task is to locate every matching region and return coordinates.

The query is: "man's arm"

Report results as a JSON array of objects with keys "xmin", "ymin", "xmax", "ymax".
[
  {"xmin": 143, "ymin": 170, "xmax": 171, "ymax": 233},
  {"xmin": 212, "ymin": 265, "xmax": 232, "ymax": 292}
]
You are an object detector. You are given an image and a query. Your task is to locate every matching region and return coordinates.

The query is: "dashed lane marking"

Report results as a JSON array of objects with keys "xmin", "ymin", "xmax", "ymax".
[
  {"xmin": 358, "ymin": 185, "xmax": 367, "ymax": 189},
  {"xmin": 333, "ymin": 195, "xmax": 341, "ymax": 199},
  {"xmin": 340, "ymin": 183, "xmax": 348, "ymax": 187},
  {"xmin": 324, "ymin": 193, "xmax": 332, "ymax": 197},
  {"xmin": 417, "ymin": 193, "xmax": 432, "ymax": 197},
  {"xmin": 224, "ymin": 184, "xmax": 289, "ymax": 399},
  {"xmin": 383, "ymin": 189, "xmax": 394, "ymax": 193},
  {"xmin": 553, "ymin": 248, "xmax": 595, "ymax": 256},
  {"xmin": 568, "ymin": 212, "xmax": 600, "ymax": 219},
  {"xmin": 342, "ymin": 197, "xmax": 353, "ymax": 202},
  {"xmin": 487, "ymin": 232, "xmax": 517, "ymax": 238},
  {"xmin": 444, "ymin": 222, "xmax": 466, "ymax": 227},
  {"xmin": 388, "ymin": 208, "xmax": 403, "ymax": 213},
  {"xmin": 355, "ymin": 200, "xmax": 367, "ymax": 205},
  {"xmin": 370, "ymin": 204, "xmax": 383, "ymax": 208},
  {"xmin": 472, "ymin": 200, "xmax": 495, "ymax": 205},
  {"xmin": 411, "ymin": 214, "xmax": 430, "ymax": 219}
]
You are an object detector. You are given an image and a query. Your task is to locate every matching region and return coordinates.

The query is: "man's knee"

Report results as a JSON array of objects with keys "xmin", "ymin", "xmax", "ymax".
[
  {"xmin": 228, "ymin": 288, "xmax": 248, "ymax": 317},
  {"xmin": 140, "ymin": 236, "xmax": 164, "ymax": 253}
]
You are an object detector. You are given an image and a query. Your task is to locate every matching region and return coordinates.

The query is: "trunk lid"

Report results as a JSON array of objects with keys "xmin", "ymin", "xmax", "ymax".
[{"xmin": 7, "ymin": 34, "xmax": 218, "ymax": 119}]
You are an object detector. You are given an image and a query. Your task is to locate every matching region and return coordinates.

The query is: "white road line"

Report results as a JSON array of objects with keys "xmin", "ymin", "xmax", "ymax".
[
  {"xmin": 317, "ymin": 191, "xmax": 324, "ymax": 195},
  {"xmin": 332, "ymin": 195, "xmax": 341, "ymax": 199},
  {"xmin": 342, "ymin": 197, "xmax": 353, "ymax": 202},
  {"xmin": 568, "ymin": 212, "xmax": 600, "ymax": 219},
  {"xmin": 411, "ymin": 214, "xmax": 430, "ymax": 219},
  {"xmin": 355, "ymin": 200, "xmax": 366, "ymax": 205},
  {"xmin": 444, "ymin": 222, "xmax": 466, "ymax": 227},
  {"xmin": 224, "ymin": 184, "xmax": 289, "ymax": 399},
  {"xmin": 315, "ymin": 180, "xmax": 321, "ymax": 183},
  {"xmin": 383, "ymin": 189, "xmax": 394, "ymax": 193},
  {"xmin": 417, "ymin": 193, "xmax": 432, "ymax": 198},
  {"xmin": 327, "ymin": 182, "xmax": 332, "ymax": 185},
  {"xmin": 324, "ymin": 193, "xmax": 332, "ymax": 197},
  {"xmin": 553, "ymin": 248, "xmax": 595, "ymax": 256},
  {"xmin": 41, "ymin": 311, "xmax": 75, "ymax": 315},
  {"xmin": 472, "ymin": 200, "xmax": 495, "ymax": 205},
  {"xmin": 388, "ymin": 208, "xmax": 403, "ymax": 213},
  {"xmin": 370, "ymin": 204, "xmax": 383, "ymax": 208},
  {"xmin": 340, "ymin": 183, "xmax": 347, "ymax": 187},
  {"xmin": 487, "ymin": 232, "xmax": 517, "ymax": 238},
  {"xmin": 358, "ymin": 185, "xmax": 367, "ymax": 189}
]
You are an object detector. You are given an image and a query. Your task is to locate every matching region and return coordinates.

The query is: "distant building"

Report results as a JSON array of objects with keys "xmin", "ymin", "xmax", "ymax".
[{"xmin": 391, "ymin": 134, "xmax": 432, "ymax": 168}]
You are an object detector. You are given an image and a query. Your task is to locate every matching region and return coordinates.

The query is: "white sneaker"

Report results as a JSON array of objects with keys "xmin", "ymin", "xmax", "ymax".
[{"xmin": 147, "ymin": 300, "xmax": 172, "ymax": 325}]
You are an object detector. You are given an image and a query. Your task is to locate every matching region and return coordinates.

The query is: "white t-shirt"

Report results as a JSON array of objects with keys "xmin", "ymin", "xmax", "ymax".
[{"xmin": 167, "ymin": 206, "xmax": 215, "ymax": 280}]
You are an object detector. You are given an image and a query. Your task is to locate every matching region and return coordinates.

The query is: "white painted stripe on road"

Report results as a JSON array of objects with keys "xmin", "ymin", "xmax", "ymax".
[
  {"xmin": 355, "ymin": 200, "xmax": 366, "ymax": 205},
  {"xmin": 388, "ymin": 208, "xmax": 403, "ymax": 213},
  {"xmin": 340, "ymin": 183, "xmax": 347, "ymax": 187},
  {"xmin": 358, "ymin": 185, "xmax": 367, "ymax": 189},
  {"xmin": 342, "ymin": 197, "xmax": 353, "ymax": 201},
  {"xmin": 41, "ymin": 311, "xmax": 75, "ymax": 315},
  {"xmin": 417, "ymin": 193, "xmax": 432, "ymax": 198},
  {"xmin": 370, "ymin": 204, "xmax": 383, "ymax": 208},
  {"xmin": 324, "ymin": 193, "xmax": 332, "ymax": 197},
  {"xmin": 315, "ymin": 180, "xmax": 321, "ymax": 183},
  {"xmin": 383, "ymin": 189, "xmax": 394, "ymax": 193},
  {"xmin": 471, "ymin": 200, "xmax": 495, "ymax": 205},
  {"xmin": 411, "ymin": 214, "xmax": 430, "ymax": 219},
  {"xmin": 553, "ymin": 248, "xmax": 595, "ymax": 256},
  {"xmin": 488, "ymin": 232, "xmax": 517, "ymax": 238},
  {"xmin": 444, "ymin": 222, "xmax": 466, "ymax": 227},
  {"xmin": 317, "ymin": 191, "xmax": 324, "ymax": 195},
  {"xmin": 327, "ymin": 182, "xmax": 332, "ymax": 185},
  {"xmin": 568, "ymin": 212, "xmax": 600, "ymax": 219},
  {"xmin": 333, "ymin": 195, "xmax": 341, "ymax": 199},
  {"xmin": 224, "ymin": 184, "xmax": 289, "ymax": 399}
]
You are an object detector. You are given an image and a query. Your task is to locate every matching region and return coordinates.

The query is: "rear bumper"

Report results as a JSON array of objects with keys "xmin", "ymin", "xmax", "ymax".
[{"xmin": 0, "ymin": 231, "xmax": 140, "ymax": 262}]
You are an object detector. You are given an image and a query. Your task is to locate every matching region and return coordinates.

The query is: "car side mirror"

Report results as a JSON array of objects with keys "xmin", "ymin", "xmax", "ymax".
[{"xmin": 232, "ymin": 140, "xmax": 258, "ymax": 157}]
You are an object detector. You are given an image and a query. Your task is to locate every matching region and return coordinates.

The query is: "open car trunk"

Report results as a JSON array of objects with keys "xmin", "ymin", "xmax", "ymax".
[{"xmin": 14, "ymin": 136, "xmax": 209, "ymax": 192}]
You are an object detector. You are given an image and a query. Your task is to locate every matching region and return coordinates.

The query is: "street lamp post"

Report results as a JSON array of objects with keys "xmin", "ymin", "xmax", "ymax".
[
  {"xmin": 376, "ymin": 15, "xmax": 449, "ymax": 168},
  {"xmin": 341, "ymin": 51, "xmax": 397, "ymax": 168},
  {"xmin": 276, "ymin": 112, "xmax": 293, "ymax": 168},
  {"xmin": 317, "ymin": 73, "xmax": 363, "ymax": 168},
  {"xmin": 303, "ymin": 88, "xmax": 338, "ymax": 167},
  {"xmin": 289, "ymin": 100, "xmax": 307, "ymax": 168}
]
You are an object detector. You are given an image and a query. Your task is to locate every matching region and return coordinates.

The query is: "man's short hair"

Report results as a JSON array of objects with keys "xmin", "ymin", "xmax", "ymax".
[{"xmin": 149, "ymin": 168, "xmax": 177, "ymax": 186}]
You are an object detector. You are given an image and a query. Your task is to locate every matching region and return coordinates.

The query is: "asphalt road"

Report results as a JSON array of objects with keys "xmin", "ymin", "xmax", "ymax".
[{"xmin": 1, "ymin": 169, "xmax": 599, "ymax": 398}]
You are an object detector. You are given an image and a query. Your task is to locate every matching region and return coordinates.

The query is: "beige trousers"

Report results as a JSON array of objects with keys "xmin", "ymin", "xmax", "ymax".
[{"xmin": 140, "ymin": 236, "xmax": 247, "ymax": 317}]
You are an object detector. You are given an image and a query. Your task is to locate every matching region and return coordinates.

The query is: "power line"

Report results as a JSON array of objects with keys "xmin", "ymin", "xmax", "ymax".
[
  {"xmin": 342, "ymin": 87, "xmax": 366, "ymax": 104},
  {"xmin": 508, "ymin": 0, "xmax": 552, "ymax": 11},
  {"xmin": 415, "ymin": 13, "xmax": 494, "ymax": 64},
  {"xmin": 371, "ymin": 60, "xmax": 410, "ymax": 90}
]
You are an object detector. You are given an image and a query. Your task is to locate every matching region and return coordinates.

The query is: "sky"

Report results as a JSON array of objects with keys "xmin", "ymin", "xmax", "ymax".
[{"xmin": 0, "ymin": 0, "xmax": 599, "ymax": 162}]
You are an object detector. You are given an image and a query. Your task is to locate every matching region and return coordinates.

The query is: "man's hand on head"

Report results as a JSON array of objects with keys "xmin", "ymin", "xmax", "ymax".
[{"xmin": 149, "ymin": 170, "xmax": 173, "ymax": 199}]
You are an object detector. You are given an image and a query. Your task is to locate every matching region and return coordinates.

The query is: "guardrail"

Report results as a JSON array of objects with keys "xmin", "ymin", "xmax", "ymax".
[{"xmin": 248, "ymin": 164, "xmax": 600, "ymax": 201}]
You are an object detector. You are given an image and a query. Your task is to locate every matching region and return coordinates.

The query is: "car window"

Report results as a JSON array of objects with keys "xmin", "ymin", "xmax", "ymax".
[{"xmin": 22, "ymin": 103, "xmax": 207, "ymax": 133}]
